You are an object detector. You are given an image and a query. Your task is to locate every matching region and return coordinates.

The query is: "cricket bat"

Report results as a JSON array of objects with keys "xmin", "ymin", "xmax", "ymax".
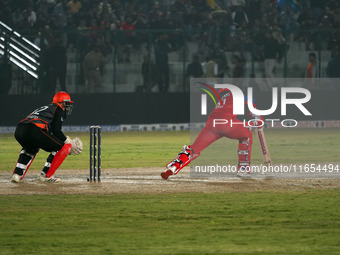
[{"xmin": 256, "ymin": 128, "xmax": 271, "ymax": 166}]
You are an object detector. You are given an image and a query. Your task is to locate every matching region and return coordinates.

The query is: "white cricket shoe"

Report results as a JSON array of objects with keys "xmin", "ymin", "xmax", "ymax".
[
  {"xmin": 37, "ymin": 174, "xmax": 61, "ymax": 183},
  {"xmin": 11, "ymin": 173, "xmax": 23, "ymax": 183}
]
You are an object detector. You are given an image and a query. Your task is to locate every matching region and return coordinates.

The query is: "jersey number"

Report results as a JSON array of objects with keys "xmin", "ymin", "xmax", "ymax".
[{"xmin": 31, "ymin": 106, "xmax": 48, "ymax": 116}]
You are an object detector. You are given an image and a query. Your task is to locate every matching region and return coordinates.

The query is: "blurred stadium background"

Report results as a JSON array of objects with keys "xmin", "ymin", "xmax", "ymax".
[{"xmin": 0, "ymin": 0, "xmax": 339, "ymax": 127}]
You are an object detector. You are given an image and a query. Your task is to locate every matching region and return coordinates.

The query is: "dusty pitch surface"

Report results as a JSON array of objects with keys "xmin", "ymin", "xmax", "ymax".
[{"xmin": 0, "ymin": 167, "xmax": 339, "ymax": 195}]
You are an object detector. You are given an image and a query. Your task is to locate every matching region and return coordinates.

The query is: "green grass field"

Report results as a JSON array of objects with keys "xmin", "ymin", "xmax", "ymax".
[
  {"xmin": 1, "ymin": 128, "xmax": 340, "ymax": 170},
  {"xmin": 1, "ymin": 129, "xmax": 340, "ymax": 254},
  {"xmin": 1, "ymin": 192, "xmax": 340, "ymax": 254}
]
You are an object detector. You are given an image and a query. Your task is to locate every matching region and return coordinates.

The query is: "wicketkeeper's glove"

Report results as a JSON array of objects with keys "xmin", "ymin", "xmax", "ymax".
[{"xmin": 65, "ymin": 136, "xmax": 83, "ymax": 155}]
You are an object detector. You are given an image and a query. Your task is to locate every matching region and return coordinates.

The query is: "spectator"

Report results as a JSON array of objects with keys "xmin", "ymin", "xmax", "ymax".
[
  {"xmin": 207, "ymin": 17, "xmax": 219, "ymax": 47},
  {"xmin": 305, "ymin": 52, "xmax": 318, "ymax": 89},
  {"xmin": 11, "ymin": 7, "xmax": 24, "ymax": 29},
  {"xmin": 187, "ymin": 55, "xmax": 204, "ymax": 78},
  {"xmin": 66, "ymin": 16, "xmax": 78, "ymax": 49},
  {"xmin": 45, "ymin": 36, "xmax": 67, "ymax": 94},
  {"xmin": 67, "ymin": 0, "xmax": 82, "ymax": 15},
  {"xmin": 33, "ymin": 29, "xmax": 49, "ymax": 48},
  {"xmin": 149, "ymin": 12, "xmax": 168, "ymax": 31},
  {"xmin": 205, "ymin": 55, "xmax": 218, "ymax": 78},
  {"xmin": 326, "ymin": 46, "xmax": 340, "ymax": 78},
  {"xmin": 322, "ymin": 6, "xmax": 335, "ymax": 28},
  {"xmin": 231, "ymin": 54, "xmax": 245, "ymax": 78},
  {"xmin": 197, "ymin": 35, "xmax": 211, "ymax": 66},
  {"xmin": 95, "ymin": 35, "xmax": 112, "ymax": 60},
  {"xmin": 297, "ymin": 7, "xmax": 316, "ymax": 50},
  {"xmin": 36, "ymin": 0, "xmax": 50, "ymax": 18},
  {"xmin": 316, "ymin": 12, "xmax": 334, "ymax": 50},
  {"xmin": 231, "ymin": 54, "xmax": 246, "ymax": 90},
  {"xmin": 153, "ymin": 34, "xmax": 172, "ymax": 92},
  {"xmin": 309, "ymin": 0, "xmax": 324, "ymax": 24},
  {"xmin": 263, "ymin": 30, "xmax": 282, "ymax": 88},
  {"xmin": 185, "ymin": 54, "xmax": 203, "ymax": 92},
  {"xmin": 88, "ymin": 19, "xmax": 100, "ymax": 44},
  {"xmin": 83, "ymin": 46, "xmax": 106, "ymax": 93},
  {"xmin": 272, "ymin": 25, "xmax": 288, "ymax": 58},
  {"xmin": 97, "ymin": 0, "xmax": 112, "ymax": 20},
  {"xmin": 164, "ymin": 8, "xmax": 183, "ymax": 51},
  {"xmin": 246, "ymin": 0, "xmax": 261, "ymax": 24},
  {"xmin": 120, "ymin": 16, "xmax": 135, "ymax": 62},
  {"xmin": 35, "ymin": 3, "xmax": 50, "ymax": 28},
  {"xmin": 141, "ymin": 53, "xmax": 158, "ymax": 92},
  {"xmin": 134, "ymin": 13, "xmax": 149, "ymax": 49},
  {"xmin": 231, "ymin": 6, "xmax": 249, "ymax": 29},
  {"xmin": 305, "ymin": 52, "xmax": 318, "ymax": 78},
  {"xmin": 280, "ymin": 4, "xmax": 300, "ymax": 34},
  {"xmin": 23, "ymin": 6, "xmax": 37, "ymax": 27},
  {"xmin": 77, "ymin": 19, "xmax": 90, "ymax": 85},
  {"xmin": 148, "ymin": 1, "xmax": 164, "ymax": 25},
  {"xmin": 52, "ymin": 0, "xmax": 68, "ymax": 28},
  {"xmin": 211, "ymin": 42, "xmax": 229, "ymax": 77}
]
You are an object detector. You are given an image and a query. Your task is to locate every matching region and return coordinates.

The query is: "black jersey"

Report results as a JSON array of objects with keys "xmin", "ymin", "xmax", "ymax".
[{"xmin": 20, "ymin": 104, "xmax": 67, "ymax": 141}]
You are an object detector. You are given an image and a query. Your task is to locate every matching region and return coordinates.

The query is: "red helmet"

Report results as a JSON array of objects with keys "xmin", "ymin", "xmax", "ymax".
[
  {"xmin": 52, "ymin": 91, "xmax": 74, "ymax": 104},
  {"xmin": 52, "ymin": 91, "xmax": 74, "ymax": 115}
]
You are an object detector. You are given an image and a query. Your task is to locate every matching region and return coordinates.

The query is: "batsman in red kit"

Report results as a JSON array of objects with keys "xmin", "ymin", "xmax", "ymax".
[
  {"xmin": 11, "ymin": 92, "xmax": 83, "ymax": 183},
  {"xmin": 161, "ymin": 87, "xmax": 262, "ymax": 180}
]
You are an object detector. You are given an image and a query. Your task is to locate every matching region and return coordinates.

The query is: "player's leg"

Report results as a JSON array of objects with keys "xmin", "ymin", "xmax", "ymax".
[
  {"xmin": 12, "ymin": 124, "xmax": 39, "ymax": 182},
  {"xmin": 12, "ymin": 149, "xmax": 37, "ymax": 183},
  {"xmin": 36, "ymin": 130, "xmax": 69, "ymax": 182},
  {"xmin": 218, "ymin": 122, "xmax": 253, "ymax": 176},
  {"xmin": 237, "ymin": 135, "xmax": 253, "ymax": 176},
  {"xmin": 37, "ymin": 143, "xmax": 71, "ymax": 182},
  {"xmin": 161, "ymin": 127, "xmax": 221, "ymax": 179},
  {"xmin": 161, "ymin": 145, "xmax": 199, "ymax": 180}
]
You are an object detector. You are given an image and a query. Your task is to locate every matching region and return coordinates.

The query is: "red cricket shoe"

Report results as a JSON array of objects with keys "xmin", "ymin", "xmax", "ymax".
[{"xmin": 161, "ymin": 169, "xmax": 173, "ymax": 180}]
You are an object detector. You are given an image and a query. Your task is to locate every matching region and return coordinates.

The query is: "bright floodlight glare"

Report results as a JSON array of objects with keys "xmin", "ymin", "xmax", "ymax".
[
  {"xmin": 9, "ymin": 56, "xmax": 38, "ymax": 79},
  {"xmin": 9, "ymin": 43, "xmax": 39, "ymax": 66},
  {"xmin": 0, "ymin": 21, "xmax": 12, "ymax": 31},
  {"xmin": 28, "ymin": 70, "xmax": 38, "ymax": 79},
  {"xmin": 9, "ymin": 51, "xmax": 37, "ymax": 71},
  {"xmin": 11, "ymin": 38, "xmax": 39, "ymax": 58},
  {"xmin": 22, "ymin": 37, "xmax": 40, "ymax": 51}
]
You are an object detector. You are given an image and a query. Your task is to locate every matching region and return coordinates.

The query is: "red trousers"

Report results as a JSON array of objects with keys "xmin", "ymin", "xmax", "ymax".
[{"xmin": 191, "ymin": 118, "xmax": 253, "ymax": 164}]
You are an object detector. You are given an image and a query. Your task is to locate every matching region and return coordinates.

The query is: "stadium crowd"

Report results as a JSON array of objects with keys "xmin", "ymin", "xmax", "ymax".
[
  {"xmin": 1, "ymin": 0, "xmax": 339, "ymax": 49},
  {"xmin": 0, "ymin": 0, "xmax": 340, "ymax": 93}
]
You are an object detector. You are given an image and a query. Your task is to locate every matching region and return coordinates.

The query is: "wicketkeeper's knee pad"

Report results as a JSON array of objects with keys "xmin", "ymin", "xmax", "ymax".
[
  {"xmin": 238, "ymin": 137, "xmax": 252, "ymax": 169},
  {"xmin": 45, "ymin": 144, "xmax": 71, "ymax": 178},
  {"xmin": 166, "ymin": 145, "xmax": 200, "ymax": 175}
]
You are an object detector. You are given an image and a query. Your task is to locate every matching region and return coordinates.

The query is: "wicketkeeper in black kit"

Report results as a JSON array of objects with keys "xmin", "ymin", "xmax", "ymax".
[{"xmin": 11, "ymin": 92, "xmax": 83, "ymax": 183}]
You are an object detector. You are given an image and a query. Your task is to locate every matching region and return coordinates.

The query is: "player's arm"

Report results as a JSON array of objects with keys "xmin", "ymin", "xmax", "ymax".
[
  {"xmin": 51, "ymin": 107, "xmax": 82, "ymax": 155},
  {"xmin": 50, "ymin": 107, "xmax": 67, "ymax": 142}
]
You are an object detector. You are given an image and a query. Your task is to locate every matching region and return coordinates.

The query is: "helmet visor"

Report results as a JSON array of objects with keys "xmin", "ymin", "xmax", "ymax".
[{"xmin": 64, "ymin": 101, "xmax": 73, "ymax": 115}]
